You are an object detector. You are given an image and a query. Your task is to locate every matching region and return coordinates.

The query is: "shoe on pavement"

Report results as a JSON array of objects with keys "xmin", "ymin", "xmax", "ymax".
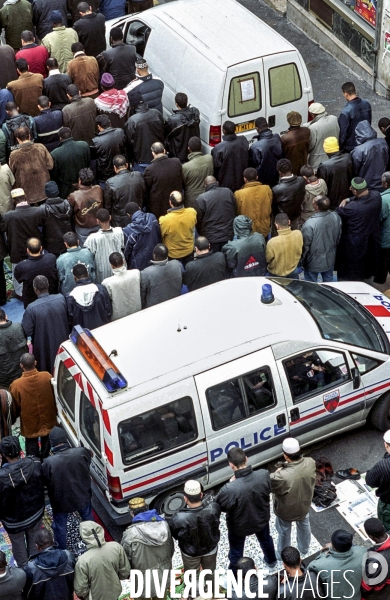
[{"xmin": 336, "ymin": 468, "xmax": 360, "ymax": 480}]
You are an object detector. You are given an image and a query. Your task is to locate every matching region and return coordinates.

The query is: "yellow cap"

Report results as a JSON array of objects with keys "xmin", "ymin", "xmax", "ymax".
[
  {"xmin": 323, "ymin": 137, "xmax": 339, "ymax": 154},
  {"xmin": 129, "ymin": 497, "xmax": 146, "ymax": 509}
]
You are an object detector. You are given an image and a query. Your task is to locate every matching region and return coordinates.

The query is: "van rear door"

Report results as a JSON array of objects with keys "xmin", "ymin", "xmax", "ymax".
[
  {"xmin": 263, "ymin": 52, "xmax": 311, "ymax": 132},
  {"xmin": 222, "ymin": 61, "xmax": 266, "ymax": 143},
  {"xmin": 195, "ymin": 347, "xmax": 289, "ymax": 486}
]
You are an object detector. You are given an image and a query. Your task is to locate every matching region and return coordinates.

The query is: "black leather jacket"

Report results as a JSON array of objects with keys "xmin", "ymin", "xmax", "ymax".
[
  {"xmin": 272, "ymin": 175, "xmax": 306, "ymax": 221},
  {"xmin": 91, "ymin": 127, "xmax": 126, "ymax": 181},
  {"xmin": 169, "ymin": 500, "xmax": 221, "ymax": 556},
  {"xmin": 104, "ymin": 169, "xmax": 145, "ymax": 227}
]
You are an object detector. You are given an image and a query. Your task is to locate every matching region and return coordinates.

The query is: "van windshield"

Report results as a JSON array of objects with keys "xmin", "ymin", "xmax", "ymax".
[{"xmin": 272, "ymin": 279, "xmax": 390, "ymax": 354}]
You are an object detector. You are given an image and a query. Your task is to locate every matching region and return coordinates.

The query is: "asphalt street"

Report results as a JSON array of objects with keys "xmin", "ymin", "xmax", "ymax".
[{"xmin": 94, "ymin": 0, "xmax": 390, "ymax": 547}]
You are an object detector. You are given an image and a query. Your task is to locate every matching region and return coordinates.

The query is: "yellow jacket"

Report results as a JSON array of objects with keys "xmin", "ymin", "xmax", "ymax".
[
  {"xmin": 159, "ymin": 206, "xmax": 197, "ymax": 259},
  {"xmin": 234, "ymin": 181, "xmax": 272, "ymax": 237},
  {"xmin": 266, "ymin": 228, "xmax": 303, "ymax": 276}
]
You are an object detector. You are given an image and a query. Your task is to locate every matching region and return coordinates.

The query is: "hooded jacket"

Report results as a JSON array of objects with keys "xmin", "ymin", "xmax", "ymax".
[
  {"xmin": 0, "ymin": 320, "xmax": 27, "ymax": 388},
  {"xmin": 42, "ymin": 197, "xmax": 73, "ymax": 256},
  {"xmin": 300, "ymin": 178, "xmax": 328, "ymax": 222},
  {"xmin": 0, "ymin": 456, "xmax": 44, "ymax": 533},
  {"xmin": 195, "ymin": 182, "xmax": 236, "ymax": 243},
  {"xmin": 42, "ymin": 444, "xmax": 92, "ymax": 513},
  {"xmin": 122, "ymin": 510, "xmax": 173, "ymax": 598},
  {"xmin": 309, "ymin": 545, "xmax": 366, "ymax": 600},
  {"xmin": 123, "ymin": 210, "xmax": 161, "ymax": 270},
  {"xmin": 351, "ymin": 121, "xmax": 389, "ymax": 191},
  {"xmin": 24, "ymin": 546, "xmax": 75, "ymax": 600},
  {"xmin": 301, "ymin": 210, "xmax": 342, "ymax": 273},
  {"xmin": 57, "ymin": 246, "xmax": 96, "ymax": 296},
  {"xmin": 216, "ymin": 466, "xmax": 272, "ymax": 537},
  {"xmin": 166, "ymin": 105, "xmax": 201, "ymax": 162},
  {"xmin": 104, "ymin": 169, "xmax": 145, "ymax": 227},
  {"xmin": 249, "ymin": 129, "xmax": 283, "ymax": 188},
  {"xmin": 74, "ymin": 521, "xmax": 130, "ymax": 600},
  {"xmin": 222, "ymin": 215, "xmax": 266, "ymax": 277},
  {"xmin": 170, "ymin": 501, "xmax": 221, "ymax": 557},
  {"xmin": 102, "ymin": 265, "xmax": 141, "ymax": 320},
  {"xmin": 361, "ymin": 536, "xmax": 390, "ymax": 600},
  {"xmin": 66, "ymin": 278, "xmax": 112, "ymax": 329}
]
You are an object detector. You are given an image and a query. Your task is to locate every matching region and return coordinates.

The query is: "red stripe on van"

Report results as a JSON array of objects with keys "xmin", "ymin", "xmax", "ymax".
[
  {"xmin": 122, "ymin": 455, "xmax": 207, "ymax": 494},
  {"xmin": 64, "ymin": 357, "xmax": 76, "ymax": 370},
  {"xmin": 86, "ymin": 381, "xmax": 96, "ymax": 407},
  {"xmin": 104, "ymin": 441, "xmax": 114, "ymax": 466},
  {"xmin": 102, "ymin": 409, "xmax": 111, "ymax": 435},
  {"xmin": 74, "ymin": 372, "xmax": 84, "ymax": 392},
  {"xmin": 365, "ymin": 305, "xmax": 390, "ymax": 317}
]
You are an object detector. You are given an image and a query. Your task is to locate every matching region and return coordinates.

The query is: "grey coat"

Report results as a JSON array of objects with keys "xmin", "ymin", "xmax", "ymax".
[
  {"xmin": 140, "ymin": 258, "xmax": 182, "ymax": 308},
  {"xmin": 304, "ymin": 113, "xmax": 340, "ymax": 169},
  {"xmin": 308, "ymin": 545, "xmax": 366, "ymax": 600},
  {"xmin": 301, "ymin": 210, "xmax": 341, "ymax": 272},
  {"xmin": 0, "ymin": 566, "xmax": 26, "ymax": 600}
]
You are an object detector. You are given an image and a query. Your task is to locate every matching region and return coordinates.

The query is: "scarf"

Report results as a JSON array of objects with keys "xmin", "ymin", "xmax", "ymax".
[{"xmin": 94, "ymin": 89, "xmax": 129, "ymax": 118}]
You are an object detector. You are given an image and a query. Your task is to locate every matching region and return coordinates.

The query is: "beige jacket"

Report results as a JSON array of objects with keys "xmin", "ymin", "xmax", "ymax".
[
  {"xmin": 265, "ymin": 227, "xmax": 303, "ymax": 276},
  {"xmin": 270, "ymin": 456, "xmax": 316, "ymax": 521}
]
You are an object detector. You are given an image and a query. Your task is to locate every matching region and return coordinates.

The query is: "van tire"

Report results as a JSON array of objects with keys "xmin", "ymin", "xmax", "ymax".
[
  {"xmin": 370, "ymin": 393, "xmax": 390, "ymax": 431},
  {"xmin": 152, "ymin": 488, "xmax": 186, "ymax": 519}
]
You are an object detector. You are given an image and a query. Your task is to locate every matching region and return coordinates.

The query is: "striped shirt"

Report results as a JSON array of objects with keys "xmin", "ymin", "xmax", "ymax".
[{"xmin": 84, "ymin": 228, "xmax": 124, "ymax": 284}]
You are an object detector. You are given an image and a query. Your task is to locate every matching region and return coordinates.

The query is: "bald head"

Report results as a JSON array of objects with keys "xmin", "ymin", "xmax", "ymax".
[
  {"xmin": 169, "ymin": 191, "xmax": 183, "ymax": 207},
  {"xmin": 204, "ymin": 176, "xmax": 217, "ymax": 186}
]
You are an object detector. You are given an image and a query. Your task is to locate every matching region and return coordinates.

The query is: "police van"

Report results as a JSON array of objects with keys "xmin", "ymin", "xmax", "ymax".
[{"xmin": 53, "ymin": 278, "xmax": 390, "ymax": 525}]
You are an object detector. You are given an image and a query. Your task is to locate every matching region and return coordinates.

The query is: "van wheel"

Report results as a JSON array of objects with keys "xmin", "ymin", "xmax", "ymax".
[
  {"xmin": 370, "ymin": 393, "xmax": 390, "ymax": 431},
  {"xmin": 152, "ymin": 487, "xmax": 186, "ymax": 519}
]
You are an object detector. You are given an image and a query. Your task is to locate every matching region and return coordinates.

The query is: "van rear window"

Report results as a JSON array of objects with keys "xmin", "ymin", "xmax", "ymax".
[
  {"xmin": 268, "ymin": 63, "xmax": 302, "ymax": 107},
  {"xmin": 228, "ymin": 72, "xmax": 261, "ymax": 118},
  {"xmin": 118, "ymin": 397, "xmax": 197, "ymax": 465}
]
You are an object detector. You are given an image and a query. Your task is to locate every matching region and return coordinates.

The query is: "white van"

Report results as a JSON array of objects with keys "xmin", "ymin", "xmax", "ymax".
[
  {"xmin": 105, "ymin": 0, "xmax": 314, "ymax": 149},
  {"xmin": 53, "ymin": 278, "xmax": 390, "ymax": 525}
]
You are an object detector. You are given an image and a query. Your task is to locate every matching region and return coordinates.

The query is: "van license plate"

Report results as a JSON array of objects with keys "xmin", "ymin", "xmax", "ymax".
[{"xmin": 236, "ymin": 120, "xmax": 255, "ymax": 133}]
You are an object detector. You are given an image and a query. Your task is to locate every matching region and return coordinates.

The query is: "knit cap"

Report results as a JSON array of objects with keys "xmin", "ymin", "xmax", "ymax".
[
  {"xmin": 49, "ymin": 426, "xmax": 68, "ymax": 447},
  {"xmin": 323, "ymin": 137, "xmax": 339, "ymax": 153}
]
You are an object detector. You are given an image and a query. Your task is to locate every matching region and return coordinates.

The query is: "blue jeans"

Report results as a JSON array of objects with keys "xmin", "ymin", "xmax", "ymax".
[
  {"xmin": 228, "ymin": 523, "xmax": 276, "ymax": 572},
  {"xmin": 267, "ymin": 266, "xmax": 301, "ymax": 280},
  {"xmin": 304, "ymin": 268, "xmax": 334, "ymax": 282},
  {"xmin": 52, "ymin": 501, "xmax": 93, "ymax": 549},
  {"xmin": 275, "ymin": 513, "xmax": 311, "ymax": 559},
  {"xmin": 133, "ymin": 162, "xmax": 151, "ymax": 175}
]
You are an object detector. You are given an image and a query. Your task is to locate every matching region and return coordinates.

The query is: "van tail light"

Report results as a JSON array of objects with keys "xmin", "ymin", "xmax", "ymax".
[
  {"xmin": 106, "ymin": 471, "xmax": 123, "ymax": 500},
  {"xmin": 308, "ymin": 99, "xmax": 314, "ymax": 122},
  {"xmin": 209, "ymin": 125, "xmax": 221, "ymax": 147}
]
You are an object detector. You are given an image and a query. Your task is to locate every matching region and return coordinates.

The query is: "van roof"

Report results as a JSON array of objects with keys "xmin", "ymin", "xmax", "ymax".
[
  {"xmin": 146, "ymin": 0, "xmax": 295, "ymax": 68},
  {"xmin": 62, "ymin": 279, "xmax": 320, "ymax": 405}
]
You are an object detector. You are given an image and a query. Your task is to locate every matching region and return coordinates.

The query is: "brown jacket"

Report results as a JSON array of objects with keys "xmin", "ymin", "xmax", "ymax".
[
  {"xmin": 10, "ymin": 369, "xmax": 57, "ymax": 438},
  {"xmin": 9, "ymin": 142, "xmax": 54, "ymax": 204},
  {"xmin": 6, "ymin": 72, "xmax": 43, "ymax": 117},
  {"xmin": 281, "ymin": 126, "xmax": 310, "ymax": 176},
  {"xmin": 68, "ymin": 184, "xmax": 103, "ymax": 228},
  {"xmin": 62, "ymin": 95, "xmax": 97, "ymax": 145},
  {"xmin": 67, "ymin": 54, "xmax": 99, "ymax": 97},
  {"xmin": 234, "ymin": 181, "xmax": 272, "ymax": 237}
]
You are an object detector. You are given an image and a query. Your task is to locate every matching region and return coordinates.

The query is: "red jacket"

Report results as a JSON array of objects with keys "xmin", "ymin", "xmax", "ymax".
[
  {"xmin": 15, "ymin": 44, "xmax": 49, "ymax": 78},
  {"xmin": 361, "ymin": 536, "xmax": 390, "ymax": 600}
]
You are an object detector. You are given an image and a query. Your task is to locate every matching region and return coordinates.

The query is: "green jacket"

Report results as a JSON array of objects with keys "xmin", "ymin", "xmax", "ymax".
[
  {"xmin": 308, "ymin": 545, "xmax": 366, "ymax": 600},
  {"xmin": 380, "ymin": 188, "xmax": 390, "ymax": 248},
  {"xmin": 50, "ymin": 137, "xmax": 90, "ymax": 198},
  {"xmin": 270, "ymin": 456, "xmax": 316, "ymax": 521},
  {"xmin": 0, "ymin": 0, "xmax": 33, "ymax": 50},
  {"xmin": 74, "ymin": 521, "xmax": 130, "ymax": 600},
  {"xmin": 182, "ymin": 151, "xmax": 214, "ymax": 208},
  {"xmin": 41, "ymin": 26, "xmax": 78, "ymax": 73}
]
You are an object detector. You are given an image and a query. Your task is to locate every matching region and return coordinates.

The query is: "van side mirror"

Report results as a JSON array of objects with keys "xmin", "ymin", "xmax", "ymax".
[{"xmin": 351, "ymin": 366, "xmax": 360, "ymax": 389}]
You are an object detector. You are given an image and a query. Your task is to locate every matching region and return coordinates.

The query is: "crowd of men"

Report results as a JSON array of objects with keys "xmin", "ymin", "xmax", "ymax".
[{"xmin": 1, "ymin": 430, "xmax": 390, "ymax": 600}]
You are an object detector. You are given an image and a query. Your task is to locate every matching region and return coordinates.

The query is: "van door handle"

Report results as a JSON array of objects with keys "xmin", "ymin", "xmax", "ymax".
[
  {"xmin": 276, "ymin": 413, "xmax": 286, "ymax": 428},
  {"xmin": 268, "ymin": 115, "xmax": 276, "ymax": 128},
  {"xmin": 290, "ymin": 407, "xmax": 300, "ymax": 422}
]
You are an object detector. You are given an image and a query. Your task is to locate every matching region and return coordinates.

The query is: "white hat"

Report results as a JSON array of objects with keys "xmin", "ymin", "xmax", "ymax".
[
  {"xmin": 384, "ymin": 430, "xmax": 390, "ymax": 443},
  {"xmin": 308, "ymin": 102, "xmax": 326, "ymax": 115},
  {"xmin": 184, "ymin": 480, "xmax": 201, "ymax": 495},
  {"xmin": 282, "ymin": 437, "xmax": 300, "ymax": 454},
  {"xmin": 11, "ymin": 188, "xmax": 25, "ymax": 198}
]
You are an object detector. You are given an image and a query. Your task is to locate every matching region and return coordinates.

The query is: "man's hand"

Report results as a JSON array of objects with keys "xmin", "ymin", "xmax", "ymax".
[
  {"xmin": 339, "ymin": 199, "xmax": 348, "ymax": 207},
  {"xmin": 229, "ymin": 475, "xmax": 236, "ymax": 482}
]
